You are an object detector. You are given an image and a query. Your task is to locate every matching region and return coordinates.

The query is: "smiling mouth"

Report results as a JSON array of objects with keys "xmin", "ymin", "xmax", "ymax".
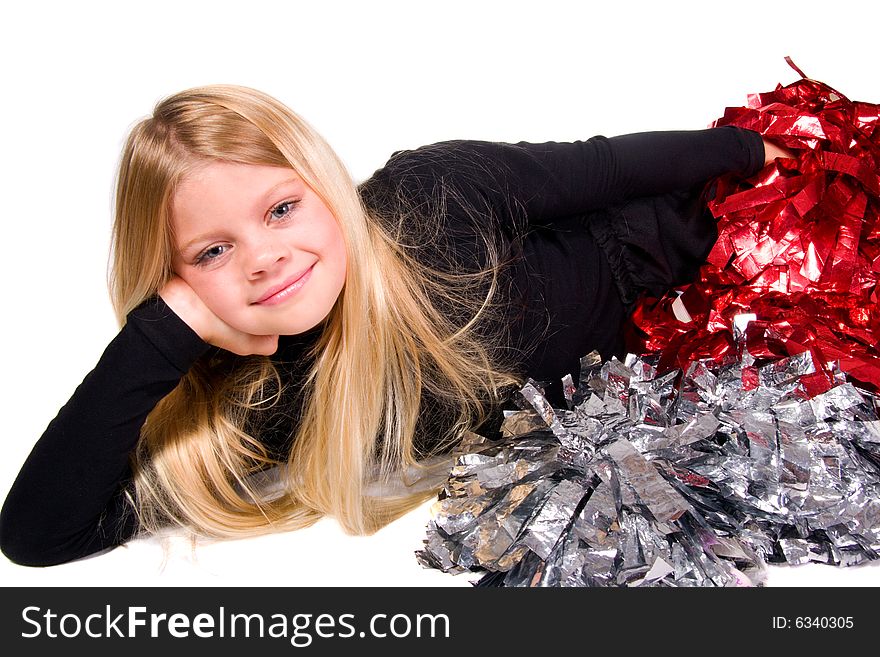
[{"xmin": 254, "ymin": 265, "xmax": 314, "ymax": 305}]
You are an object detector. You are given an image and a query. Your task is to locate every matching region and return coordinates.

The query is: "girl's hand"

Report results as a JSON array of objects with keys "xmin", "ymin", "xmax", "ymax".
[
  {"xmin": 159, "ymin": 276, "xmax": 279, "ymax": 356},
  {"xmin": 763, "ymin": 138, "xmax": 796, "ymax": 165}
]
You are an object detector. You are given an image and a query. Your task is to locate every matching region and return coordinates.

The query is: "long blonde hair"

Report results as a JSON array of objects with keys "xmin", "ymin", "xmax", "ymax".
[{"xmin": 109, "ymin": 85, "xmax": 524, "ymax": 539}]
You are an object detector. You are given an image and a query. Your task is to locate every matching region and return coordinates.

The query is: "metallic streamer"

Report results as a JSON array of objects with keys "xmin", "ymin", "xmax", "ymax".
[{"xmin": 418, "ymin": 345, "xmax": 880, "ymax": 585}]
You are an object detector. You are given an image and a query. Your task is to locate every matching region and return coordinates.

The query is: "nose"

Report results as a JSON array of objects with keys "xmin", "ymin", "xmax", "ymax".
[{"xmin": 246, "ymin": 233, "xmax": 290, "ymax": 278}]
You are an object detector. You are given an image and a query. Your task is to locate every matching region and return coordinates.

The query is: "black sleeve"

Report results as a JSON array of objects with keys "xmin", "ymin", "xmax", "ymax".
[
  {"xmin": 360, "ymin": 126, "xmax": 765, "ymax": 236},
  {"xmin": 0, "ymin": 298, "xmax": 210, "ymax": 567}
]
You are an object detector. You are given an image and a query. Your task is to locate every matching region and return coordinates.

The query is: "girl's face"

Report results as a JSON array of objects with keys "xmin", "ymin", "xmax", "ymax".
[{"xmin": 170, "ymin": 160, "xmax": 348, "ymax": 336}]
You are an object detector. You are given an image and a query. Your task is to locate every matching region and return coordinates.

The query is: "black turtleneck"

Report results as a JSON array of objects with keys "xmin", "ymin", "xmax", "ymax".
[{"xmin": 0, "ymin": 127, "xmax": 764, "ymax": 566}]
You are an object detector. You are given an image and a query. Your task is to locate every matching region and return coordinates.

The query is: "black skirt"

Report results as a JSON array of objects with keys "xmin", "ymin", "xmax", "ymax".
[{"xmin": 501, "ymin": 185, "xmax": 716, "ymax": 409}]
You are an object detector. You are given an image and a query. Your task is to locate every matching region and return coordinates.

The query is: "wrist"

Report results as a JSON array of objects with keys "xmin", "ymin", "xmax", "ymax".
[
  {"xmin": 762, "ymin": 138, "xmax": 795, "ymax": 165},
  {"xmin": 128, "ymin": 296, "xmax": 212, "ymax": 372}
]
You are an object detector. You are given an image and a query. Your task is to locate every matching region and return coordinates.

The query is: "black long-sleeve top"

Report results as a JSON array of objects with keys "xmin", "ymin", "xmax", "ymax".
[{"xmin": 0, "ymin": 127, "xmax": 765, "ymax": 566}]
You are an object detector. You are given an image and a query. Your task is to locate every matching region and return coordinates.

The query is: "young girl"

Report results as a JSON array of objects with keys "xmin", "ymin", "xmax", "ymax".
[{"xmin": 0, "ymin": 85, "xmax": 785, "ymax": 567}]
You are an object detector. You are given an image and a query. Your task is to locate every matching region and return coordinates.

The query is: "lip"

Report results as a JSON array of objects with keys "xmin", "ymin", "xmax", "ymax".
[{"xmin": 254, "ymin": 265, "xmax": 314, "ymax": 305}]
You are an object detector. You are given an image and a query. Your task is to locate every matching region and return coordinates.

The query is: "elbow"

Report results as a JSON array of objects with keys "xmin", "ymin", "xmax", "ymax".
[
  {"xmin": 1, "ymin": 543, "xmax": 57, "ymax": 568},
  {"xmin": 1, "ymin": 502, "xmax": 132, "ymax": 567},
  {"xmin": 0, "ymin": 534, "xmax": 82, "ymax": 568},
  {"xmin": 0, "ymin": 505, "xmax": 76, "ymax": 568},
  {"xmin": 0, "ymin": 522, "xmax": 54, "ymax": 568},
  {"xmin": 1, "ymin": 479, "xmax": 70, "ymax": 566}
]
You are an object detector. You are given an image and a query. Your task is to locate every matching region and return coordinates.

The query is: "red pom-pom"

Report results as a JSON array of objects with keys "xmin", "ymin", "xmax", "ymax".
[{"xmin": 627, "ymin": 65, "xmax": 880, "ymax": 395}]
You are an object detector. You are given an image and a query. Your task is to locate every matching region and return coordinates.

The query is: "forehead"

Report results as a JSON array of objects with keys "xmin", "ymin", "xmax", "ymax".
[{"xmin": 174, "ymin": 160, "xmax": 301, "ymax": 207}]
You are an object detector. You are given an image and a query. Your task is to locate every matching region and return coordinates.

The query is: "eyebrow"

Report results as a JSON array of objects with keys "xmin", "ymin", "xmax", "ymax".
[{"xmin": 176, "ymin": 176, "xmax": 303, "ymax": 254}]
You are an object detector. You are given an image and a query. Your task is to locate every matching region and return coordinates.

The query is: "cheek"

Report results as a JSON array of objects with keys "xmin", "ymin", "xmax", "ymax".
[
  {"xmin": 327, "ymin": 220, "xmax": 348, "ymax": 268},
  {"xmin": 305, "ymin": 214, "xmax": 348, "ymax": 273},
  {"xmin": 328, "ymin": 224, "xmax": 348, "ymax": 267},
  {"xmin": 325, "ymin": 227, "xmax": 349, "ymax": 283}
]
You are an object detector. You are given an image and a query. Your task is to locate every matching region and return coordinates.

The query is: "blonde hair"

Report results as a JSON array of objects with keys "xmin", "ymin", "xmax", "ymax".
[{"xmin": 109, "ymin": 85, "xmax": 524, "ymax": 539}]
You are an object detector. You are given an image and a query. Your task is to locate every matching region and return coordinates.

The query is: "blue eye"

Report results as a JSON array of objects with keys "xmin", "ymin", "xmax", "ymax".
[
  {"xmin": 195, "ymin": 244, "xmax": 228, "ymax": 265},
  {"xmin": 269, "ymin": 200, "xmax": 300, "ymax": 222}
]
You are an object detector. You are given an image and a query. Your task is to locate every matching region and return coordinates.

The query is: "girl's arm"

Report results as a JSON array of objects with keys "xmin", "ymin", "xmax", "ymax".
[
  {"xmin": 362, "ymin": 126, "xmax": 767, "ymax": 232},
  {"xmin": 0, "ymin": 298, "xmax": 210, "ymax": 566},
  {"xmin": 504, "ymin": 126, "xmax": 766, "ymax": 218}
]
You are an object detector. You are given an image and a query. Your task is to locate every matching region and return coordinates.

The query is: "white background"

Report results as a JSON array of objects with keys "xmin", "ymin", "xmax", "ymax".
[{"xmin": 1, "ymin": 0, "xmax": 879, "ymax": 587}]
